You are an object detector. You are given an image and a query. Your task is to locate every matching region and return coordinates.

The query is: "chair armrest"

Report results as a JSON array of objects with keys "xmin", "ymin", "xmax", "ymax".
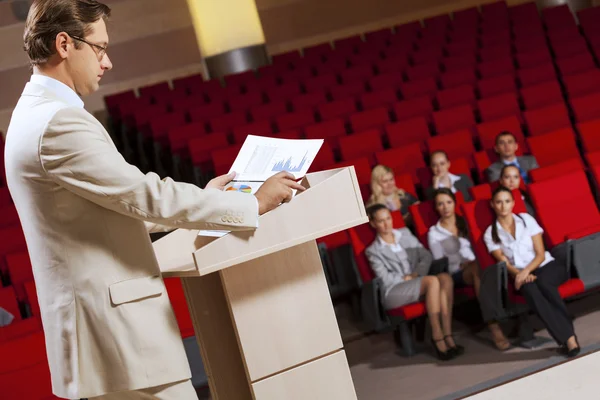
[
  {"xmin": 428, "ymin": 257, "xmax": 449, "ymax": 276},
  {"xmin": 360, "ymin": 277, "xmax": 390, "ymax": 333},
  {"xmin": 479, "ymin": 261, "xmax": 509, "ymax": 323}
]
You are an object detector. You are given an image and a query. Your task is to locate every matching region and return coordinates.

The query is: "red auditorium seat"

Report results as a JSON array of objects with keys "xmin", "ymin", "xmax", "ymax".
[
  {"xmin": 309, "ymin": 142, "xmax": 336, "ymax": 171},
  {"xmin": 6, "ymin": 252, "xmax": 33, "ymax": 302},
  {"xmin": 375, "ymin": 143, "xmax": 426, "ymax": 182},
  {"xmin": 479, "ymin": 44, "xmax": 513, "ymax": 63},
  {"xmin": 476, "ymin": 115, "xmax": 527, "ymax": 152},
  {"xmin": 556, "ymin": 52, "xmax": 596, "ymax": 77},
  {"xmin": 0, "ymin": 226, "xmax": 27, "ymax": 276},
  {"xmin": 349, "ymin": 107, "xmax": 391, "ymax": 132},
  {"xmin": 104, "ymin": 90, "xmax": 135, "ymax": 117},
  {"xmin": 224, "ymin": 70, "xmax": 256, "ymax": 89},
  {"xmin": 564, "ymin": 69, "xmax": 600, "ymax": 98},
  {"xmin": 393, "ymin": 96, "xmax": 434, "ymax": 123},
  {"xmin": 405, "ymin": 62, "xmax": 441, "ymax": 81},
  {"xmin": 477, "ymin": 92, "xmax": 520, "ymax": 122},
  {"xmin": 521, "ymin": 80, "xmax": 564, "ymax": 110},
  {"xmin": 276, "ymin": 129, "xmax": 303, "ymax": 140},
  {"xmin": 290, "ymin": 91, "xmax": 327, "ymax": 111},
  {"xmin": 445, "ymin": 39, "xmax": 478, "ymax": 58},
  {"xmin": 232, "ymin": 120, "xmax": 274, "ymax": 144},
  {"xmin": 436, "ymin": 84, "xmax": 476, "ymax": 109},
  {"xmin": 439, "ymin": 68, "xmax": 477, "ymax": 89},
  {"xmin": 375, "ymin": 56, "xmax": 408, "ymax": 76},
  {"xmin": 529, "ymin": 158, "xmax": 585, "ymax": 182},
  {"xmin": 577, "ymin": 119, "xmax": 600, "ymax": 153},
  {"xmin": 529, "ymin": 170, "xmax": 600, "ymax": 247},
  {"xmin": 304, "ymin": 118, "xmax": 347, "ymax": 152},
  {"xmin": 227, "ymin": 91, "xmax": 264, "ymax": 112},
  {"xmin": 149, "ymin": 111, "xmax": 187, "ymax": 146},
  {"xmin": 0, "ymin": 286, "xmax": 22, "ymax": 323},
  {"xmin": 188, "ymin": 101, "xmax": 226, "ymax": 123},
  {"xmin": 212, "ymin": 144, "xmax": 243, "ymax": 175},
  {"xmin": 515, "ymin": 50, "xmax": 552, "ymax": 69},
  {"xmin": 365, "ymin": 28, "xmax": 393, "ymax": 44},
  {"xmin": 138, "ymin": 82, "xmax": 171, "ymax": 101},
  {"xmin": 329, "ymin": 157, "xmax": 371, "ymax": 185},
  {"xmin": 410, "ymin": 50, "xmax": 444, "ymax": 67},
  {"xmin": 188, "ymin": 132, "xmax": 230, "ymax": 171},
  {"xmin": 527, "ymin": 127, "xmax": 580, "ymax": 167},
  {"xmin": 340, "ymin": 65, "xmax": 374, "ymax": 84},
  {"xmin": 24, "ymin": 280, "xmax": 40, "ymax": 317},
  {"xmin": 303, "ymin": 74, "xmax": 339, "ymax": 93},
  {"xmin": 400, "ymin": 78, "xmax": 438, "ymax": 100},
  {"xmin": 317, "ymin": 97, "xmax": 358, "ymax": 121},
  {"xmin": 276, "ymin": 109, "xmax": 316, "ymax": 131},
  {"xmin": 442, "ymin": 54, "xmax": 477, "ymax": 72},
  {"xmin": 129, "ymin": 104, "xmax": 169, "ymax": 134},
  {"xmin": 427, "ymin": 129, "xmax": 476, "ymax": 164},
  {"xmin": 244, "ymin": 75, "xmax": 280, "ymax": 93},
  {"xmin": 250, "ymin": 100, "xmax": 288, "ymax": 121},
  {"xmin": 478, "ymin": 74, "xmax": 516, "ymax": 98},
  {"xmin": 432, "ymin": 104, "xmax": 476, "ymax": 135},
  {"xmin": 208, "ymin": 110, "xmax": 248, "ymax": 133},
  {"xmin": 318, "ymin": 58, "xmax": 350, "ymax": 75},
  {"xmin": 517, "ymin": 63, "xmax": 557, "ymax": 88},
  {"xmin": 334, "ymin": 34, "xmax": 363, "ymax": 53},
  {"xmin": 164, "ymin": 278, "xmax": 195, "ymax": 338},
  {"xmin": 339, "ymin": 129, "xmax": 384, "ymax": 162},
  {"xmin": 524, "ymin": 102, "xmax": 571, "ymax": 136},
  {"xmin": 360, "ymin": 88, "xmax": 398, "ymax": 110},
  {"xmin": 385, "ymin": 117, "xmax": 430, "ymax": 151},
  {"xmin": 265, "ymin": 82, "xmax": 302, "ymax": 102},
  {"xmin": 303, "ymin": 43, "xmax": 332, "ymax": 61},
  {"xmin": 329, "ymin": 81, "xmax": 367, "ymax": 100},
  {"xmin": 553, "ymin": 37, "xmax": 590, "ymax": 59},
  {"xmin": 571, "ymin": 92, "xmax": 600, "ymax": 123},
  {"xmin": 368, "ymin": 71, "xmax": 404, "ymax": 92},
  {"xmin": 168, "ymin": 122, "xmax": 207, "ymax": 157}
]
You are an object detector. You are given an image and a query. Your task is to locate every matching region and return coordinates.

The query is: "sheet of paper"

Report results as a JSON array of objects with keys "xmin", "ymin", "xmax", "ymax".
[{"xmin": 198, "ymin": 135, "xmax": 324, "ymax": 237}]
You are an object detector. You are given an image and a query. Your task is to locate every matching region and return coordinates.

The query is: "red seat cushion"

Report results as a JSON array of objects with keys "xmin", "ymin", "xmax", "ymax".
[{"xmin": 387, "ymin": 302, "xmax": 427, "ymax": 320}]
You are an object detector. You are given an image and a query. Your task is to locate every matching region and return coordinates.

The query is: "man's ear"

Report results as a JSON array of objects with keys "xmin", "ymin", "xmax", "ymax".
[
  {"xmin": 494, "ymin": 144, "xmax": 500, "ymax": 155},
  {"xmin": 55, "ymin": 32, "xmax": 70, "ymax": 59},
  {"xmin": 514, "ymin": 143, "xmax": 519, "ymax": 153}
]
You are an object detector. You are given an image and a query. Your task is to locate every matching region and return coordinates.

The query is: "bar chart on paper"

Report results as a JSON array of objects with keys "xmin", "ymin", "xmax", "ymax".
[{"xmin": 229, "ymin": 135, "xmax": 324, "ymax": 181}]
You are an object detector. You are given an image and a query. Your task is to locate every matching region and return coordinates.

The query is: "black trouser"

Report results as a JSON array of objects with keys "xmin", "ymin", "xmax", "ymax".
[{"xmin": 518, "ymin": 260, "xmax": 574, "ymax": 345}]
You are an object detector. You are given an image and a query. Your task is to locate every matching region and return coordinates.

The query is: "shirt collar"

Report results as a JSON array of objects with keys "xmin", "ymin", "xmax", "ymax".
[
  {"xmin": 30, "ymin": 74, "xmax": 84, "ymax": 108},
  {"xmin": 502, "ymin": 157, "xmax": 520, "ymax": 167},
  {"xmin": 434, "ymin": 221, "xmax": 452, "ymax": 236},
  {"xmin": 495, "ymin": 213, "xmax": 524, "ymax": 242},
  {"xmin": 449, "ymin": 173, "xmax": 461, "ymax": 185},
  {"xmin": 377, "ymin": 229, "xmax": 402, "ymax": 247}
]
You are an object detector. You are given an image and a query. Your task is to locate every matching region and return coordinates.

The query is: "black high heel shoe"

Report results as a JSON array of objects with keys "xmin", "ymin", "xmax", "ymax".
[
  {"xmin": 444, "ymin": 334, "xmax": 465, "ymax": 357},
  {"xmin": 561, "ymin": 336, "xmax": 581, "ymax": 358},
  {"xmin": 432, "ymin": 338, "xmax": 454, "ymax": 361}
]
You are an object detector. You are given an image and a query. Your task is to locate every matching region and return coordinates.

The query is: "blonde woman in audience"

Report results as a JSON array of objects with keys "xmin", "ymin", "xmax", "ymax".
[
  {"xmin": 425, "ymin": 151, "xmax": 473, "ymax": 201},
  {"xmin": 428, "ymin": 188, "xmax": 510, "ymax": 350},
  {"xmin": 366, "ymin": 165, "xmax": 418, "ymax": 225},
  {"xmin": 499, "ymin": 164, "xmax": 536, "ymax": 216}
]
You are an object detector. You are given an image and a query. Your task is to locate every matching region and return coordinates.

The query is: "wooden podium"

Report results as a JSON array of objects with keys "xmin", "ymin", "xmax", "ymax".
[{"xmin": 153, "ymin": 167, "xmax": 367, "ymax": 400}]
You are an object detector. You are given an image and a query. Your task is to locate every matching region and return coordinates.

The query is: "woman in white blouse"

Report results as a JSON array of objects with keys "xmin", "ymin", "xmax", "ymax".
[
  {"xmin": 428, "ymin": 188, "xmax": 510, "ymax": 350},
  {"xmin": 484, "ymin": 186, "xmax": 580, "ymax": 357}
]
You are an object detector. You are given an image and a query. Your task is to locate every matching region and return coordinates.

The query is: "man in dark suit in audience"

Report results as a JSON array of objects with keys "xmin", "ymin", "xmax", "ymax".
[{"xmin": 486, "ymin": 131, "xmax": 539, "ymax": 183}]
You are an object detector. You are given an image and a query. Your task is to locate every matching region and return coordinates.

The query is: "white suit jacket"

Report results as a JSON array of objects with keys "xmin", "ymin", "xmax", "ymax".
[{"xmin": 4, "ymin": 78, "xmax": 258, "ymax": 399}]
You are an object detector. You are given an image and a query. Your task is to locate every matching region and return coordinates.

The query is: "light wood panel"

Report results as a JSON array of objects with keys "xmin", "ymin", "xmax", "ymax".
[
  {"xmin": 251, "ymin": 350, "xmax": 357, "ymax": 400},
  {"xmin": 182, "ymin": 274, "xmax": 253, "ymax": 400},
  {"xmin": 221, "ymin": 240, "xmax": 344, "ymax": 381}
]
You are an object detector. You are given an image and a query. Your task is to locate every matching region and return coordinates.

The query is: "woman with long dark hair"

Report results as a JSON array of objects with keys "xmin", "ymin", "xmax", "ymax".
[
  {"xmin": 428, "ymin": 188, "xmax": 510, "ymax": 350},
  {"xmin": 484, "ymin": 186, "xmax": 580, "ymax": 357}
]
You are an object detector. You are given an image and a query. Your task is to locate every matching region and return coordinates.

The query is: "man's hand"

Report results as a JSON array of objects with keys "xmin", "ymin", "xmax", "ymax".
[
  {"xmin": 205, "ymin": 172, "xmax": 236, "ymax": 190},
  {"xmin": 254, "ymin": 172, "xmax": 306, "ymax": 215}
]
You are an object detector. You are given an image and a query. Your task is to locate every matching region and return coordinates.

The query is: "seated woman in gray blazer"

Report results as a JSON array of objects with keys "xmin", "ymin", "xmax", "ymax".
[
  {"xmin": 365, "ymin": 204, "xmax": 463, "ymax": 361},
  {"xmin": 425, "ymin": 150, "xmax": 473, "ymax": 201}
]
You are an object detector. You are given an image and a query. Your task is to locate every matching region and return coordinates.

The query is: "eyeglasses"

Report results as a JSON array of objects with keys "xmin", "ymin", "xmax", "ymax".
[{"xmin": 70, "ymin": 35, "xmax": 107, "ymax": 61}]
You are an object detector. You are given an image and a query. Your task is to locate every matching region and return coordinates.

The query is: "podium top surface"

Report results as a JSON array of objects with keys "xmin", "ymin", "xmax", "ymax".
[{"xmin": 153, "ymin": 167, "xmax": 367, "ymax": 277}]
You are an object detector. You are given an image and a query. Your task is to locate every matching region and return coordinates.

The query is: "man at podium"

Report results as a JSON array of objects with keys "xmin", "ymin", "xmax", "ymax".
[{"xmin": 4, "ymin": 1, "xmax": 304, "ymax": 399}]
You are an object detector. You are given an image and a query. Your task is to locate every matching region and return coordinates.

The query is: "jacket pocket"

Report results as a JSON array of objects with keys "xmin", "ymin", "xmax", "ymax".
[{"xmin": 109, "ymin": 275, "xmax": 163, "ymax": 306}]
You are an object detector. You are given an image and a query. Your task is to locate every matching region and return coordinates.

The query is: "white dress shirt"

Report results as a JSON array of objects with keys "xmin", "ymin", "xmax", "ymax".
[
  {"xmin": 484, "ymin": 213, "xmax": 554, "ymax": 269},
  {"xmin": 434, "ymin": 173, "xmax": 461, "ymax": 193},
  {"xmin": 30, "ymin": 74, "xmax": 84, "ymax": 108},
  {"xmin": 428, "ymin": 221, "xmax": 476, "ymax": 274}
]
